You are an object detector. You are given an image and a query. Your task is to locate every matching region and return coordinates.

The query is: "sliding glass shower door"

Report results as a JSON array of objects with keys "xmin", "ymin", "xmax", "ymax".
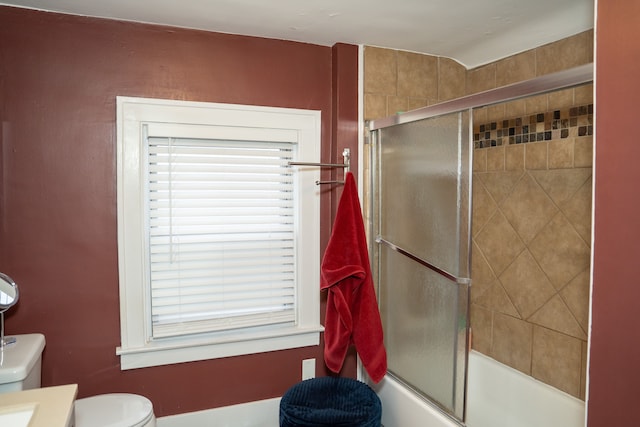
[{"xmin": 369, "ymin": 109, "xmax": 472, "ymax": 421}]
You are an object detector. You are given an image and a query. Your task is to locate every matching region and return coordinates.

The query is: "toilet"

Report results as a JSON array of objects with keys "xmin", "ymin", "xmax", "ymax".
[
  {"xmin": 75, "ymin": 393, "xmax": 156, "ymax": 427},
  {"xmin": 0, "ymin": 333, "xmax": 156, "ymax": 427}
]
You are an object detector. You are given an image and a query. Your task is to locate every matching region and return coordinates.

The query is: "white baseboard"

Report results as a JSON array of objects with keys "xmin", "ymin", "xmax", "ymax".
[{"xmin": 157, "ymin": 397, "xmax": 281, "ymax": 427}]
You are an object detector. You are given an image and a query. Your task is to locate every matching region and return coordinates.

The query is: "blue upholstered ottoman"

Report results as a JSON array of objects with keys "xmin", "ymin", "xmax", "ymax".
[{"xmin": 279, "ymin": 377, "xmax": 381, "ymax": 427}]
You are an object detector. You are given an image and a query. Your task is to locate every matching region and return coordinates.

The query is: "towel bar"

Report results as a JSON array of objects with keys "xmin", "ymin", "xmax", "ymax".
[{"xmin": 289, "ymin": 148, "xmax": 350, "ymax": 185}]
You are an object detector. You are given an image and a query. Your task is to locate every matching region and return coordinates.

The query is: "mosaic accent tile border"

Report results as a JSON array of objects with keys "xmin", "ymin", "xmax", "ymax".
[{"xmin": 474, "ymin": 104, "xmax": 593, "ymax": 149}]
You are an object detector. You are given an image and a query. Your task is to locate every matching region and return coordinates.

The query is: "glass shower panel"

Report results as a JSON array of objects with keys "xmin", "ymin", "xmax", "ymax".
[
  {"xmin": 371, "ymin": 109, "xmax": 471, "ymax": 421},
  {"xmin": 377, "ymin": 112, "xmax": 470, "ymax": 278},
  {"xmin": 379, "ymin": 244, "xmax": 460, "ymax": 411}
]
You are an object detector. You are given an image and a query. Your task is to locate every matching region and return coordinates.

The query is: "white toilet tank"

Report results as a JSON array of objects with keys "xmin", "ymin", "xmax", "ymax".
[{"xmin": 0, "ymin": 333, "xmax": 45, "ymax": 393}]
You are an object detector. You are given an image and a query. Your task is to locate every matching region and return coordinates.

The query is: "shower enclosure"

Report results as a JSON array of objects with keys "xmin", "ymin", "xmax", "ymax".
[
  {"xmin": 368, "ymin": 109, "xmax": 471, "ymax": 421},
  {"xmin": 366, "ymin": 64, "xmax": 593, "ymax": 424}
]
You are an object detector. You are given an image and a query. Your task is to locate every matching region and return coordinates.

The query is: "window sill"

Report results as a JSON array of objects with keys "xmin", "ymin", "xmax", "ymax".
[{"xmin": 116, "ymin": 325, "xmax": 324, "ymax": 370}]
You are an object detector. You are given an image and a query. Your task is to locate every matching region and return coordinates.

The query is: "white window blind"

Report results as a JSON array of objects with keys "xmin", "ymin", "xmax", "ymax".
[{"xmin": 147, "ymin": 134, "xmax": 297, "ymax": 339}]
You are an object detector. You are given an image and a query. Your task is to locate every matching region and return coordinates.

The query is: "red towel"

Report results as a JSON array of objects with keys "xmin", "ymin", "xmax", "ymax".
[{"xmin": 320, "ymin": 172, "xmax": 387, "ymax": 383}]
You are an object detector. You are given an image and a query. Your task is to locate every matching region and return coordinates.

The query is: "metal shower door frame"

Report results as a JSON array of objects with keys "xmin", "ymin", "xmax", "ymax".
[{"xmin": 365, "ymin": 63, "xmax": 593, "ymax": 423}]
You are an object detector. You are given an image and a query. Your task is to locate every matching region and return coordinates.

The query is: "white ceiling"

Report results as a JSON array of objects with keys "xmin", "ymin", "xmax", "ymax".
[{"xmin": 1, "ymin": 0, "xmax": 594, "ymax": 68}]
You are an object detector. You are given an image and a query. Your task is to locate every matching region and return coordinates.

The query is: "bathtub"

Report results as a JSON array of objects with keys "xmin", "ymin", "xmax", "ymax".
[{"xmin": 372, "ymin": 350, "xmax": 586, "ymax": 427}]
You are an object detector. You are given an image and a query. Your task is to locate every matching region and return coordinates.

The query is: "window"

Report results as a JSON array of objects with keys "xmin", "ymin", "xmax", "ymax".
[{"xmin": 116, "ymin": 97, "xmax": 322, "ymax": 370}]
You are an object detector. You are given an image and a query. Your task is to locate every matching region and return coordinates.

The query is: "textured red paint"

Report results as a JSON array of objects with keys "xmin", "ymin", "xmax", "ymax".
[
  {"xmin": 588, "ymin": 2, "xmax": 640, "ymax": 426},
  {"xmin": 0, "ymin": 6, "xmax": 358, "ymax": 417},
  {"xmin": 329, "ymin": 43, "xmax": 360, "ymax": 220}
]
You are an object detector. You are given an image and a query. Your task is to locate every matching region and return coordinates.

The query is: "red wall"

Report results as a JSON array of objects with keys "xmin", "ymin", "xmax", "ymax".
[
  {"xmin": 588, "ymin": 1, "xmax": 640, "ymax": 425},
  {"xmin": 0, "ymin": 7, "xmax": 358, "ymax": 417}
]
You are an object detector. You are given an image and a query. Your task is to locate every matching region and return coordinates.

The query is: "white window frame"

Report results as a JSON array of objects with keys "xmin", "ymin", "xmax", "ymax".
[{"xmin": 115, "ymin": 96, "xmax": 323, "ymax": 370}]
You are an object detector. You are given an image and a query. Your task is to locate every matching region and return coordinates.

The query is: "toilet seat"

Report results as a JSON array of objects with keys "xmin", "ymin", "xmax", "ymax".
[{"xmin": 75, "ymin": 393, "xmax": 156, "ymax": 427}]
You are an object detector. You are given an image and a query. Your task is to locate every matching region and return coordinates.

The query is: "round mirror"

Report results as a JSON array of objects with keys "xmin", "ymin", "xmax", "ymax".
[{"xmin": 0, "ymin": 272, "xmax": 19, "ymax": 312}]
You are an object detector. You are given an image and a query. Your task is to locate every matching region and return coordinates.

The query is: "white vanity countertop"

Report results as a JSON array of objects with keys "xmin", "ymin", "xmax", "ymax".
[{"xmin": 0, "ymin": 383, "xmax": 78, "ymax": 427}]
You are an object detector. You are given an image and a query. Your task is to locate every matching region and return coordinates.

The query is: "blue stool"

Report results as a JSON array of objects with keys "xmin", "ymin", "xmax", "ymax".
[{"xmin": 280, "ymin": 377, "xmax": 381, "ymax": 427}]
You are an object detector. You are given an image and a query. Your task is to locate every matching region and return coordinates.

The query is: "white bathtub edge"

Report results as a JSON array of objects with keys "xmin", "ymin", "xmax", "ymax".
[
  {"xmin": 370, "ymin": 376, "xmax": 461, "ymax": 427},
  {"xmin": 372, "ymin": 351, "xmax": 586, "ymax": 427},
  {"xmin": 466, "ymin": 350, "xmax": 586, "ymax": 427}
]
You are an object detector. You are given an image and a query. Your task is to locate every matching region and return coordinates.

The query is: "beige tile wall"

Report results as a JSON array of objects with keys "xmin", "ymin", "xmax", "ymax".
[
  {"xmin": 364, "ymin": 30, "xmax": 593, "ymax": 120},
  {"xmin": 364, "ymin": 49, "xmax": 466, "ymax": 119},
  {"xmin": 472, "ymin": 114, "xmax": 592, "ymax": 399},
  {"xmin": 364, "ymin": 31, "xmax": 593, "ymax": 399}
]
